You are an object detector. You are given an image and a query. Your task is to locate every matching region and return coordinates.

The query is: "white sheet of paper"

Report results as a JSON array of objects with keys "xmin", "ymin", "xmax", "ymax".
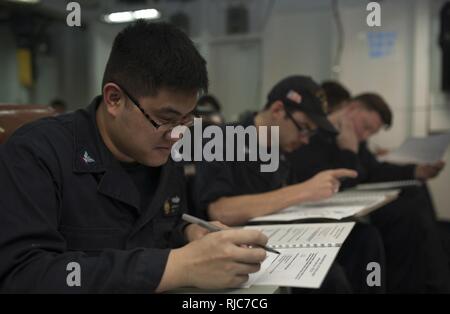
[
  {"xmin": 338, "ymin": 189, "xmax": 401, "ymax": 198},
  {"xmin": 244, "ymin": 223, "xmax": 354, "ymax": 289},
  {"xmin": 251, "ymin": 247, "xmax": 341, "ymax": 288},
  {"xmin": 245, "ymin": 222, "xmax": 355, "ymax": 248},
  {"xmin": 354, "ymin": 180, "xmax": 421, "ymax": 191},
  {"xmin": 379, "ymin": 132, "xmax": 450, "ymax": 164},
  {"xmin": 249, "ymin": 193, "xmax": 387, "ymax": 222}
]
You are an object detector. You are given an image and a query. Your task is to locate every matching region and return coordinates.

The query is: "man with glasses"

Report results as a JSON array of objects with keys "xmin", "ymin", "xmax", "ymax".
[
  {"xmin": 195, "ymin": 76, "xmax": 357, "ymax": 226},
  {"xmin": 291, "ymin": 92, "xmax": 446, "ymax": 186},
  {"xmin": 288, "ymin": 90, "xmax": 450, "ymax": 293},
  {"xmin": 115, "ymin": 82, "xmax": 197, "ymax": 132},
  {"xmin": 193, "ymin": 76, "xmax": 386, "ymax": 293},
  {"xmin": 0, "ymin": 21, "xmax": 268, "ymax": 293}
]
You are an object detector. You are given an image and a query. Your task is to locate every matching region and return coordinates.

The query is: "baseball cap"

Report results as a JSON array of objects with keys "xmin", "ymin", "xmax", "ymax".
[{"xmin": 267, "ymin": 75, "xmax": 337, "ymax": 134}]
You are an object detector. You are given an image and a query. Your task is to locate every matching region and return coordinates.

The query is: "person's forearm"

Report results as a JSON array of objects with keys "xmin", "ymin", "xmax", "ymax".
[
  {"xmin": 0, "ymin": 248, "xmax": 171, "ymax": 293},
  {"xmin": 208, "ymin": 184, "xmax": 312, "ymax": 226}
]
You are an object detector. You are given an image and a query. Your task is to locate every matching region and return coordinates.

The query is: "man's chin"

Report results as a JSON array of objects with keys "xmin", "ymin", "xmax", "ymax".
[{"xmin": 144, "ymin": 149, "xmax": 171, "ymax": 167}]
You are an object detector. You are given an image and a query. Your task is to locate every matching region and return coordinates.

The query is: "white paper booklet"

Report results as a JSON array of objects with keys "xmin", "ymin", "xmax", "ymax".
[
  {"xmin": 246, "ymin": 222, "xmax": 355, "ymax": 289},
  {"xmin": 249, "ymin": 190, "xmax": 398, "ymax": 222},
  {"xmin": 354, "ymin": 180, "xmax": 421, "ymax": 191}
]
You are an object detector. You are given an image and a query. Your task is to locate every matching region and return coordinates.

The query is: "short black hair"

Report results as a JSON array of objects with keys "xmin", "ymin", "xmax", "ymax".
[
  {"xmin": 102, "ymin": 20, "xmax": 208, "ymax": 98},
  {"xmin": 321, "ymin": 81, "xmax": 351, "ymax": 112},
  {"xmin": 50, "ymin": 99, "xmax": 66, "ymax": 110},
  {"xmin": 353, "ymin": 93, "xmax": 393, "ymax": 128}
]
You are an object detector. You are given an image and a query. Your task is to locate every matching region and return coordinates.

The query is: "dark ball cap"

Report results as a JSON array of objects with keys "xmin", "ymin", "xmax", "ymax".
[{"xmin": 267, "ymin": 75, "xmax": 337, "ymax": 134}]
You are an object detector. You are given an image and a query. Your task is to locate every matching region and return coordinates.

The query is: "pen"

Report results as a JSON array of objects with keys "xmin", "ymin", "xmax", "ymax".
[{"xmin": 182, "ymin": 214, "xmax": 280, "ymax": 255}]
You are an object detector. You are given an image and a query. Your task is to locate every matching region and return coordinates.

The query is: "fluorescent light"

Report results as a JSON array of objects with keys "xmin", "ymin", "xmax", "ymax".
[
  {"xmin": 133, "ymin": 9, "xmax": 161, "ymax": 20},
  {"xmin": 6, "ymin": 0, "xmax": 40, "ymax": 3},
  {"xmin": 103, "ymin": 9, "xmax": 161, "ymax": 24},
  {"xmin": 104, "ymin": 11, "xmax": 134, "ymax": 23}
]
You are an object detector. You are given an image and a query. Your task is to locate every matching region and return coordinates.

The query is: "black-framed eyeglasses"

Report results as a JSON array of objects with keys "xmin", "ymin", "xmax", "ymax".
[
  {"xmin": 284, "ymin": 109, "xmax": 317, "ymax": 138},
  {"xmin": 115, "ymin": 83, "xmax": 196, "ymax": 132}
]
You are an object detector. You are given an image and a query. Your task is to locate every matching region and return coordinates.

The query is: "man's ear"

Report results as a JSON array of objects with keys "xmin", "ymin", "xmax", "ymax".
[
  {"xmin": 102, "ymin": 83, "xmax": 124, "ymax": 118},
  {"xmin": 269, "ymin": 101, "xmax": 285, "ymax": 119}
]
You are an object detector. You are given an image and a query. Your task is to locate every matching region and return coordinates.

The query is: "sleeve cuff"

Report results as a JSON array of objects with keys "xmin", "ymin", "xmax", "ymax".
[{"xmin": 133, "ymin": 248, "xmax": 171, "ymax": 293}]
